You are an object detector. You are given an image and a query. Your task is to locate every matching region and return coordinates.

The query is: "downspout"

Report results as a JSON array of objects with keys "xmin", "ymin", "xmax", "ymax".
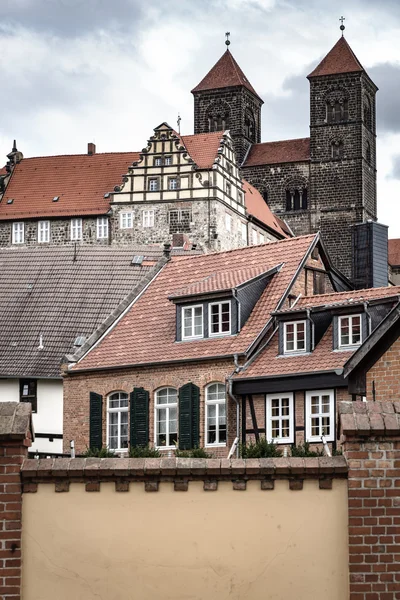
[{"xmin": 227, "ymin": 353, "xmax": 241, "ymax": 458}]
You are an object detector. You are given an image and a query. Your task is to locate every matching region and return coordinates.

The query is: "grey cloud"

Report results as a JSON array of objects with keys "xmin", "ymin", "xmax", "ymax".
[
  {"xmin": 369, "ymin": 63, "xmax": 400, "ymax": 134},
  {"xmin": 261, "ymin": 72, "xmax": 309, "ymax": 141},
  {"xmin": 389, "ymin": 156, "xmax": 400, "ymax": 180}
]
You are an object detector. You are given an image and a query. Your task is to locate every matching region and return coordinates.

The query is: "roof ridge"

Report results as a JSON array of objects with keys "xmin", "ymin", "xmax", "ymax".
[
  {"xmin": 19, "ymin": 151, "xmax": 139, "ymax": 161},
  {"xmin": 301, "ymin": 285, "xmax": 400, "ymax": 301},
  {"xmin": 252, "ymin": 137, "xmax": 310, "ymax": 146}
]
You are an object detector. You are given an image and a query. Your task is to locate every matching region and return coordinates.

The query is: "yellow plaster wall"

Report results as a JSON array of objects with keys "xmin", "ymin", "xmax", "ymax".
[{"xmin": 22, "ymin": 479, "xmax": 349, "ymax": 600}]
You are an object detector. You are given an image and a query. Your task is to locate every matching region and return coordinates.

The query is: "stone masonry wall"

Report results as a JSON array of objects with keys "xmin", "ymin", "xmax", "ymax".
[{"xmin": 0, "ymin": 217, "xmax": 109, "ymax": 247}]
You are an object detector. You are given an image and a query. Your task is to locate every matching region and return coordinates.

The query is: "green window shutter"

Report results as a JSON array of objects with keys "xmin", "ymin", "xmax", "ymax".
[
  {"xmin": 179, "ymin": 383, "xmax": 200, "ymax": 450},
  {"xmin": 130, "ymin": 388, "xmax": 149, "ymax": 448},
  {"xmin": 89, "ymin": 392, "xmax": 103, "ymax": 450}
]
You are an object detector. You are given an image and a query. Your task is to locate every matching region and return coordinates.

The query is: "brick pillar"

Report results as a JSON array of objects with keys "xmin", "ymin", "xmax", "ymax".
[
  {"xmin": 340, "ymin": 400, "xmax": 400, "ymax": 600},
  {"xmin": 0, "ymin": 403, "xmax": 32, "ymax": 600}
]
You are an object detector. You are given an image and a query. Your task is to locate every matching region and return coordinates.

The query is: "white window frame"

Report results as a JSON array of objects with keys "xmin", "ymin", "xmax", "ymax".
[
  {"xmin": 266, "ymin": 393, "xmax": 294, "ymax": 444},
  {"xmin": 120, "ymin": 212, "xmax": 133, "ymax": 229},
  {"xmin": 225, "ymin": 213, "xmax": 232, "ymax": 232},
  {"xmin": 38, "ymin": 220, "xmax": 50, "ymax": 243},
  {"xmin": 165, "ymin": 156, "xmax": 172, "ymax": 166},
  {"xmin": 241, "ymin": 222, "xmax": 247, "ymax": 242},
  {"xmin": 155, "ymin": 387, "xmax": 178, "ymax": 449},
  {"xmin": 305, "ymin": 389, "xmax": 335, "ymax": 443},
  {"xmin": 154, "ymin": 157, "xmax": 163, "ymax": 166},
  {"xmin": 226, "ymin": 182, "xmax": 231, "ymax": 196},
  {"xmin": 142, "ymin": 210, "xmax": 154, "ymax": 228},
  {"xmin": 259, "ymin": 232, "xmax": 265, "ymax": 245},
  {"xmin": 252, "ymin": 228, "xmax": 258, "ymax": 245},
  {"xmin": 182, "ymin": 304, "xmax": 203, "ymax": 340},
  {"xmin": 96, "ymin": 217, "xmax": 108, "ymax": 239},
  {"xmin": 338, "ymin": 314, "xmax": 362, "ymax": 348},
  {"xmin": 148, "ymin": 178, "xmax": 159, "ymax": 192},
  {"xmin": 168, "ymin": 177, "xmax": 178, "ymax": 190},
  {"xmin": 12, "ymin": 222, "xmax": 24, "ymax": 244},
  {"xmin": 70, "ymin": 218, "xmax": 82, "ymax": 241},
  {"xmin": 209, "ymin": 301, "xmax": 231, "ymax": 337},
  {"xmin": 205, "ymin": 383, "xmax": 227, "ymax": 447},
  {"xmin": 106, "ymin": 391, "xmax": 129, "ymax": 452},
  {"xmin": 283, "ymin": 320, "xmax": 307, "ymax": 354}
]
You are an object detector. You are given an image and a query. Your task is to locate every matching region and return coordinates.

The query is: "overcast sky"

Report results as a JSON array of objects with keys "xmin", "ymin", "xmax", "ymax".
[{"xmin": 1, "ymin": 0, "xmax": 400, "ymax": 235}]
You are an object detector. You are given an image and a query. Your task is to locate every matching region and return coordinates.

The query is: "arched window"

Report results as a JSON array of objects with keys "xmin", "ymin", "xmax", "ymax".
[
  {"xmin": 155, "ymin": 387, "xmax": 178, "ymax": 448},
  {"xmin": 107, "ymin": 391, "xmax": 129, "ymax": 451},
  {"xmin": 364, "ymin": 97, "xmax": 372, "ymax": 130},
  {"xmin": 326, "ymin": 98, "xmax": 348, "ymax": 123},
  {"xmin": 244, "ymin": 109, "xmax": 255, "ymax": 141},
  {"xmin": 366, "ymin": 141, "xmax": 371, "ymax": 164},
  {"xmin": 207, "ymin": 103, "xmax": 230, "ymax": 132},
  {"xmin": 285, "ymin": 187, "xmax": 307, "ymax": 211},
  {"xmin": 262, "ymin": 189, "xmax": 269, "ymax": 204},
  {"xmin": 331, "ymin": 140, "xmax": 343, "ymax": 159},
  {"xmin": 205, "ymin": 383, "xmax": 227, "ymax": 446}
]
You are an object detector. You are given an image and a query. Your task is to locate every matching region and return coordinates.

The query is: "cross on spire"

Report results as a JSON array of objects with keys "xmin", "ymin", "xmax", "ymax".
[
  {"xmin": 340, "ymin": 16, "xmax": 345, "ymax": 36},
  {"xmin": 225, "ymin": 32, "xmax": 231, "ymax": 46}
]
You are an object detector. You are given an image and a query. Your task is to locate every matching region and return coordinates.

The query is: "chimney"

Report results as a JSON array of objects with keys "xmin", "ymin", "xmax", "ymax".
[
  {"xmin": 163, "ymin": 242, "xmax": 172, "ymax": 259},
  {"xmin": 87, "ymin": 143, "xmax": 96, "ymax": 155},
  {"xmin": 352, "ymin": 221, "xmax": 388, "ymax": 289}
]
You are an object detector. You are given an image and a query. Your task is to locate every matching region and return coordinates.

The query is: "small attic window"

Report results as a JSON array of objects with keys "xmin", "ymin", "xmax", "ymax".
[
  {"xmin": 52, "ymin": 196, "xmax": 60, "ymax": 202},
  {"xmin": 7, "ymin": 199, "xmax": 13, "ymax": 204},
  {"xmin": 131, "ymin": 255, "xmax": 144, "ymax": 265},
  {"xmin": 74, "ymin": 335, "xmax": 86, "ymax": 347}
]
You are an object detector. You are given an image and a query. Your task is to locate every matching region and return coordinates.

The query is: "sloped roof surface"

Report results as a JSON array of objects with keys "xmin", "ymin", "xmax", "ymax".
[
  {"xmin": 242, "ymin": 180, "xmax": 287, "ymax": 237},
  {"xmin": 73, "ymin": 234, "xmax": 317, "ymax": 371},
  {"xmin": 243, "ymin": 138, "xmax": 310, "ymax": 167},
  {"xmin": 287, "ymin": 286, "xmax": 400, "ymax": 311},
  {"xmin": 0, "ymin": 152, "xmax": 139, "ymax": 220},
  {"xmin": 0, "ymin": 244, "xmax": 174, "ymax": 377},
  {"xmin": 308, "ymin": 36, "xmax": 364, "ymax": 78},
  {"xmin": 180, "ymin": 131, "xmax": 223, "ymax": 169},
  {"xmin": 191, "ymin": 49, "xmax": 262, "ymax": 101},
  {"xmin": 388, "ymin": 239, "xmax": 400, "ymax": 267}
]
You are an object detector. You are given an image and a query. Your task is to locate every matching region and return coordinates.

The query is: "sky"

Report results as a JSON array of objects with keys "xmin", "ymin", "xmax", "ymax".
[{"xmin": 1, "ymin": 0, "xmax": 400, "ymax": 235}]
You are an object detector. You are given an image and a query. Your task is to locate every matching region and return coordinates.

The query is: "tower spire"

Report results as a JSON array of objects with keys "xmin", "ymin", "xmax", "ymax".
[
  {"xmin": 225, "ymin": 32, "xmax": 230, "ymax": 47},
  {"xmin": 339, "ymin": 16, "xmax": 345, "ymax": 36}
]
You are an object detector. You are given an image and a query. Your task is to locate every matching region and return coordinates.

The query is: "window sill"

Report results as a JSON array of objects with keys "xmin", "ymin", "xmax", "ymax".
[
  {"xmin": 278, "ymin": 351, "xmax": 311, "ymax": 358},
  {"xmin": 205, "ymin": 443, "xmax": 227, "ymax": 448},
  {"xmin": 306, "ymin": 436, "xmax": 334, "ymax": 443},
  {"xmin": 335, "ymin": 345, "xmax": 361, "ymax": 352}
]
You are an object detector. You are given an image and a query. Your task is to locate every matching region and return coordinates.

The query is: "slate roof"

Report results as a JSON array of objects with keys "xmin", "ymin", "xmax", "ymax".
[
  {"xmin": 72, "ymin": 234, "xmax": 318, "ymax": 372},
  {"xmin": 191, "ymin": 49, "xmax": 263, "ymax": 101},
  {"xmin": 388, "ymin": 239, "xmax": 400, "ymax": 267},
  {"xmin": 308, "ymin": 36, "xmax": 364, "ymax": 78},
  {"xmin": 243, "ymin": 138, "xmax": 310, "ymax": 167},
  {"xmin": 0, "ymin": 244, "xmax": 191, "ymax": 378}
]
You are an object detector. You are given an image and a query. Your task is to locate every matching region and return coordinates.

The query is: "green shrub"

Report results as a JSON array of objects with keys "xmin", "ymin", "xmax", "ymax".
[
  {"xmin": 240, "ymin": 437, "xmax": 282, "ymax": 458},
  {"xmin": 83, "ymin": 447, "xmax": 115, "ymax": 458},
  {"xmin": 129, "ymin": 445, "xmax": 161, "ymax": 458},
  {"xmin": 290, "ymin": 442, "xmax": 324, "ymax": 457},
  {"xmin": 175, "ymin": 447, "xmax": 212, "ymax": 458}
]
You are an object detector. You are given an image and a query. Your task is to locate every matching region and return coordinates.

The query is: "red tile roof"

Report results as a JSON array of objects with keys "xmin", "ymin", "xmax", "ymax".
[
  {"xmin": 180, "ymin": 131, "xmax": 223, "ymax": 169},
  {"xmin": 191, "ymin": 49, "xmax": 262, "ymax": 101},
  {"xmin": 308, "ymin": 36, "xmax": 364, "ymax": 78},
  {"xmin": 0, "ymin": 152, "xmax": 139, "ymax": 220},
  {"xmin": 243, "ymin": 138, "xmax": 310, "ymax": 167},
  {"xmin": 388, "ymin": 239, "xmax": 400, "ymax": 267},
  {"xmin": 72, "ymin": 234, "xmax": 317, "ymax": 371},
  {"xmin": 288, "ymin": 286, "xmax": 400, "ymax": 311},
  {"xmin": 243, "ymin": 180, "xmax": 288, "ymax": 237},
  {"xmin": 237, "ymin": 325, "xmax": 350, "ymax": 379}
]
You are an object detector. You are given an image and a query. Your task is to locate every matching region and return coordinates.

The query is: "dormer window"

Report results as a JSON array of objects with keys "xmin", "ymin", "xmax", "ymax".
[
  {"xmin": 338, "ymin": 315, "xmax": 362, "ymax": 348},
  {"xmin": 182, "ymin": 305, "xmax": 203, "ymax": 340},
  {"xmin": 209, "ymin": 301, "xmax": 231, "ymax": 336},
  {"xmin": 284, "ymin": 321, "xmax": 306, "ymax": 354}
]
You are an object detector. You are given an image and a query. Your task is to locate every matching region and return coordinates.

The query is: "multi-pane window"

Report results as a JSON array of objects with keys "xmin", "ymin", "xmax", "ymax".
[
  {"xmin": 155, "ymin": 387, "xmax": 178, "ymax": 448},
  {"xmin": 154, "ymin": 157, "xmax": 163, "ymax": 166},
  {"xmin": 107, "ymin": 392, "xmax": 129, "ymax": 451},
  {"xmin": 209, "ymin": 302, "xmax": 230, "ymax": 336},
  {"xmin": 38, "ymin": 220, "xmax": 50, "ymax": 243},
  {"xmin": 182, "ymin": 305, "xmax": 203, "ymax": 339},
  {"xmin": 148, "ymin": 178, "xmax": 159, "ymax": 191},
  {"xmin": 165, "ymin": 156, "xmax": 172, "ymax": 165},
  {"xmin": 20, "ymin": 379, "xmax": 37, "ymax": 413},
  {"xmin": 70, "ymin": 218, "xmax": 82, "ymax": 241},
  {"xmin": 96, "ymin": 217, "xmax": 108, "ymax": 239},
  {"xmin": 143, "ymin": 210, "xmax": 154, "ymax": 228},
  {"xmin": 168, "ymin": 177, "xmax": 178, "ymax": 190},
  {"xmin": 306, "ymin": 390, "xmax": 334, "ymax": 442},
  {"xmin": 238, "ymin": 192, "xmax": 243, "ymax": 204},
  {"xmin": 266, "ymin": 393, "xmax": 294, "ymax": 443},
  {"xmin": 339, "ymin": 315, "xmax": 362, "ymax": 347},
  {"xmin": 205, "ymin": 383, "xmax": 227, "ymax": 446},
  {"xmin": 283, "ymin": 321, "xmax": 306, "ymax": 354},
  {"xmin": 120, "ymin": 212, "xmax": 133, "ymax": 229},
  {"xmin": 12, "ymin": 222, "xmax": 24, "ymax": 244},
  {"xmin": 225, "ymin": 213, "xmax": 232, "ymax": 231},
  {"xmin": 226, "ymin": 182, "xmax": 231, "ymax": 196}
]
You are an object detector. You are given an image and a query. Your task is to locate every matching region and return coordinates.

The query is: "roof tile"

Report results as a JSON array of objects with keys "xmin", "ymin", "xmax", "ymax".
[
  {"xmin": 243, "ymin": 138, "xmax": 310, "ymax": 167},
  {"xmin": 308, "ymin": 36, "xmax": 364, "ymax": 78}
]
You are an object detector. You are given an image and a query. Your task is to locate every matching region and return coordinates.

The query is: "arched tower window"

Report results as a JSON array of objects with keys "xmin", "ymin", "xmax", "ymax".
[
  {"xmin": 261, "ymin": 188, "xmax": 269, "ymax": 204},
  {"xmin": 366, "ymin": 141, "xmax": 371, "ymax": 164},
  {"xmin": 244, "ymin": 109, "xmax": 256, "ymax": 142},
  {"xmin": 326, "ymin": 99, "xmax": 348, "ymax": 123},
  {"xmin": 206, "ymin": 101, "xmax": 230, "ymax": 133},
  {"xmin": 285, "ymin": 185, "xmax": 307, "ymax": 211},
  {"xmin": 364, "ymin": 97, "xmax": 372, "ymax": 130},
  {"xmin": 331, "ymin": 140, "xmax": 344, "ymax": 159}
]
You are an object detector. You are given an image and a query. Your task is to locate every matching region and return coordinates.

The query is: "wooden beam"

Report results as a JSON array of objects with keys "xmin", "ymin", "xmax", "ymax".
[{"xmin": 248, "ymin": 395, "xmax": 260, "ymax": 442}]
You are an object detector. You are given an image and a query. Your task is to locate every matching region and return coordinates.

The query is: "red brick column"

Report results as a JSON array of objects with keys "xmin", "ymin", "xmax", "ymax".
[
  {"xmin": 340, "ymin": 400, "xmax": 400, "ymax": 600},
  {"xmin": 0, "ymin": 403, "xmax": 32, "ymax": 600}
]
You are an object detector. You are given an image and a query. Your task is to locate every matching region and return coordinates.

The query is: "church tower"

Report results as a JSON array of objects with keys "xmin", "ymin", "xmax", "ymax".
[
  {"xmin": 192, "ymin": 42, "xmax": 263, "ymax": 164},
  {"xmin": 308, "ymin": 34, "xmax": 378, "ymax": 277}
]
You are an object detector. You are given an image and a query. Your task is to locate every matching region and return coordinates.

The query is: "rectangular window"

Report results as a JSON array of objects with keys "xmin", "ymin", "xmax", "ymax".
[
  {"xmin": 165, "ymin": 156, "xmax": 172, "ymax": 165},
  {"xmin": 241, "ymin": 222, "xmax": 247, "ymax": 241},
  {"xmin": 96, "ymin": 217, "xmax": 108, "ymax": 239},
  {"xmin": 38, "ymin": 220, "xmax": 50, "ymax": 243},
  {"xmin": 339, "ymin": 315, "xmax": 362, "ymax": 347},
  {"xmin": 168, "ymin": 177, "xmax": 178, "ymax": 190},
  {"xmin": 12, "ymin": 222, "xmax": 24, "ymax": 244},
  {"xmin": 238, "ymin": 192, "xmax": 243, "ymax": 204},
  {"xmin": 155, "ymin": 388, "xmax": 178, "ymax": 448},
  {"xmin": 266, "ymin": 393, "xmax": 294, "ymax": 444},
  {"xmin": 206, "ymin": 383, "xmax": 227, "ymax": 446},
  {"xmin": 70, "ymin": 218, "xmax": 82, "ymax": 241},
  {"xmin": 225, "ymin": 213, "xmax": 232, "ymax": 231},
  {"xmin": 226, "ymin": 182, "xmax": 231, "ymax": 196},
  {"xmin": 259, "ymin": 232, "xmax": 265, "ymax": 244},
  {"xmin": 20, "ymin": 379, "xmax": 37, "ymax": 413},
  {"xmin": 306, "ymin": 390, "xmax": 335, "ymax": 442},
  {"xmin": 143, "ymin": 210, "xmax": 154, "ymax": 228},
  {"xmin": 182, "ymin": 305, "xmax": 203, "ymax": 339},
  {"xmin": 148, "ymin": 178, "xmax": 159, "ymax": 191},
  {"xmin": 252, "ymin": 229, "xmax": 258, "ymax": 245},
  {"xmin": 209, "ymin": 301, "xmax": 231, "ymax": 336},
  {"xmin": 154, "ymin": 157, "xmax": 163, "ymax": 166},
  {"xmin": 283, "ymin": 320, "xmax": 306, "ymax": 354},
  {"xmin": 107, "ymin": 392, "xmax": 129, "ymax": 451},
  {"xmin": 120, "ymin": 212, "xmax": 133, "ymax": 229}
]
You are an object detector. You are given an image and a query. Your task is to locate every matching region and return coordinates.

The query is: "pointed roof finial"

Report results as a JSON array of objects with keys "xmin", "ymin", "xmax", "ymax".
[
  {"xmin": 177, "ymin": 113, "xmax": 181, "ymax": 135},
  {"xmin": 225, "ymin": 32, "xmax": 230, "ymax": 47},
  {"xmin": 339, "ymin": 16, "xmax": 345, "ymax": 36},
  {"xmin": 12, "ymin": 140, "xmax": 17, "ymax": 152}
]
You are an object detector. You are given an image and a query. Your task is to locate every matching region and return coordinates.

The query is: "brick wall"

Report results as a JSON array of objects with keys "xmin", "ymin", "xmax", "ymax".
[
  {"xmin": 366, "ymin": 336, "xmax": 400, "ymax": 402},
  {"xmin": 340, "ymin": 400, "xmax": 400, "ymax": 599}
]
